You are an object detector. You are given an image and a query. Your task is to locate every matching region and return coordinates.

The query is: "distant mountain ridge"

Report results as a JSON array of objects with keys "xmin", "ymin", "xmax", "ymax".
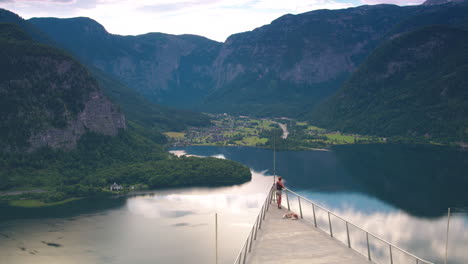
[
  {"xmin": 0, "ymin": 15, "xmax": 252, "ymax": 198},
  {"xmin": 0, "ymin": 23, "xmax": 125, "ymax": 151},
  {"xmin": 310, "ymin": 26, "xmax": 468, "ymax": 142},
  {"xmin": 16, "ymin": 0, "xmax": 468, "ymax": 143},
  {"xmin": 29, "ymin": 16, "xmax": 221, "ymax": 108},
  {"xmin": 28, "ymin": 1, "xmax": 468, "ymax": 117},
  {"xmin": 423, "ymin": 0, "xmax": 467, "ymax": 5}
]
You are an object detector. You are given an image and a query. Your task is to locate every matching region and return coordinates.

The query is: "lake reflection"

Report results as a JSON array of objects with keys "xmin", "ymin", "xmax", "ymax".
[
  {"xmin": 0, "ymin": 171, "xmax": 272, "ymax": 264},
  {"xmin": 173, "ymin": 145, "xmax": 468, "ymax": 264},
  {"xmin": 1, "ymin": 144, "xmax": 467, "ymax": 264}
]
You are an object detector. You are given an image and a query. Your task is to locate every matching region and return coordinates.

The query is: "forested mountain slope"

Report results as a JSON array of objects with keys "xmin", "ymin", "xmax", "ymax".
[{"xmin": 310, "ymin": 26, "xmax": 468, "ymax": 143}]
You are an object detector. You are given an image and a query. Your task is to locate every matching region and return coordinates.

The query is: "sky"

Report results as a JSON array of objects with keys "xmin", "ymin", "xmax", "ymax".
[{"xmin": 0, "ymin": 0, "xmax": 426, "ymax": 42}]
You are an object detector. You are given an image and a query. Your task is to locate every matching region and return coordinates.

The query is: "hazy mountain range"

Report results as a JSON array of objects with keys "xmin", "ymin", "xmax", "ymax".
[
  {"xmin": 0, "ymin": 11, "xmax": 250, "ymax": 195},
  {"xmin": 1, "ymin": 0, "xmax": 468, "ymax": 146}
]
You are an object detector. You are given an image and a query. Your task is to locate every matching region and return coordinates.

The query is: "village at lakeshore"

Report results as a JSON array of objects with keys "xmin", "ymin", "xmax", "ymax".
[
  {"xmin": 164, "ymin": 113, "xmax": 460, "ymax": 150},
  {"xmin": 2, "ymin": 113, "xmax": 465, "ymax": 209}
]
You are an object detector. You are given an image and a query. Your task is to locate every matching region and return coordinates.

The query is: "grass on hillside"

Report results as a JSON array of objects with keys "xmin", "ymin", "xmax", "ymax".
[
  {"xmin": 9, "ymin": 197, "xmax": 83, "ymax": 208},
  {"xmin": 164, "ymin": 132, "xmax": 186, "ymax": 139},
  {"xmin": 324, "ymin": 133, "xmax": 356, "ymax": 144}
]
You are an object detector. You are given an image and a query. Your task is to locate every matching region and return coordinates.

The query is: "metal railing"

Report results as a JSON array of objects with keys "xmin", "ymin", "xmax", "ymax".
[
  {"xmin": 233, "ymin": 186, "xmax": 274, "ymax": 264},
  {"xmin": 283, "ymin": 188, "xmax": 435, "ymax": 264}
]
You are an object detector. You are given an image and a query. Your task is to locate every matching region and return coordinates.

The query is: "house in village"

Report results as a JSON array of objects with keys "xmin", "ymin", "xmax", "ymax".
[{"xmin": 110, "ymin": 182, "xmax": 123, "ymax": 192}]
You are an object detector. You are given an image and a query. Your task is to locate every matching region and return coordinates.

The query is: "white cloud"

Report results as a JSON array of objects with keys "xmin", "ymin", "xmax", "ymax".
[
  {"xmin": 4, "ymin": 0, "xmax": 422, "ymax": 42},
  {"xmin": 361, "ymin": 0, "xmax": 425, "ymax": 4}
]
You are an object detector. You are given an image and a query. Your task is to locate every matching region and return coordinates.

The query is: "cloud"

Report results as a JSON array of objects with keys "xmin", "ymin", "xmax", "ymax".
[
  {"xmin": 360, "ymin": 0, "xmax": 425, "ymax": 4},
  {"xmin": 5, "ymin": 0, "xmax": 430, "ymax": 42}
]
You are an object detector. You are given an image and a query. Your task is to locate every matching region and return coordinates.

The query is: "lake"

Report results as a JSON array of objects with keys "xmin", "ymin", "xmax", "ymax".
[{"xmin": 1, "ymin": 144, "xmax": 467, "ymax": 264}]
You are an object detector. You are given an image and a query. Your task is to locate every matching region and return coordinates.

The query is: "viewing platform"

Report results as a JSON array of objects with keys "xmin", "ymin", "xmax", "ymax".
[
  {"xmin": 234, "ymin": 187, "xmax": 434, "ymax": 264},
  {"xmin": 246, "ymin": 206, "xmax": 369, "ymax": 264}
]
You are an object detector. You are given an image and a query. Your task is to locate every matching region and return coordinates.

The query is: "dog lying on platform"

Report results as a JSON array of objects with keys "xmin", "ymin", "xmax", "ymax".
[{"xmin": 282, "ymin": 212, "xmax": 299, "ymax": 220}]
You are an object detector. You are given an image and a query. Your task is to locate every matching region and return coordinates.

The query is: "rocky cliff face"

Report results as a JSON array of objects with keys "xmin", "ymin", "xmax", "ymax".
[
  {"xmin": 204, "ymin": 5, "xmax": 418, "ymax": 115},
  {"xmin": 31, "ymin": 5, "xmax": 416, "ymax": 116},
  {"xmin": 26, "ymin": 1, "xmax": 468, "ymax": 118},
  {"xmin": 0, "ymin": 23, "xmax": 126, "ymax": 152},
  {"xmin": 29, "ymin": 92, "xmax": 126, "ymax": 151},
  {"xmin": 29, "ymin": 17, "xmax": 221, "ymax": 107},
  {"xmin": 310, "ymin": 26, "xmax": 468, "ymax": 141}
]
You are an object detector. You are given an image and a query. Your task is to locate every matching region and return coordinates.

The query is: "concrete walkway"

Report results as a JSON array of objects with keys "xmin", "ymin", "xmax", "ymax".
[{"xmin": 246, "ymin": 205, "xmax": 371, "ymax": 264}]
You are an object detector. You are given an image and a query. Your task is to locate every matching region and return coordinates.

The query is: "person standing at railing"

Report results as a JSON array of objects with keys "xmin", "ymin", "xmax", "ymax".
[{"xmin": 276, "ymin": 176, "xmax": 285, "ymax": 209}]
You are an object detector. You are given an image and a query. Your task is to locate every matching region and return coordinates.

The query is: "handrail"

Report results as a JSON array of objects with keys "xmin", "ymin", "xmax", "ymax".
[
  {"xmin": 284, "ymin": 187, "xmax": 435, "ymax": 264},
  {"xmin": 233, "ymin": 186, "xmax": 274, "ymax": 264}
]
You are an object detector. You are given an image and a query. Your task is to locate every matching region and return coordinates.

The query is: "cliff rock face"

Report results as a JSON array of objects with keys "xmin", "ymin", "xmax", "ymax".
[
  {"xmin": 27, "ymin": 1, "xmax": 468, "ymax": 119},
  {"xmin": 310, "ymin": 26, "xmax": 468, "ymax": 141},
  {"xmin": 204, "ymin": 5, "xmax": 417, "ymax": 114},
  {"xmin": 29, "ymin": 92, "xmax": 126, "ymax": 151},
  {"xmin": 0, "ymin": 23, "xmax": 126, "ymax": 152},
  {"xmin": 29, "ymin": 17, "xmax": 221, "ymax": 107}
]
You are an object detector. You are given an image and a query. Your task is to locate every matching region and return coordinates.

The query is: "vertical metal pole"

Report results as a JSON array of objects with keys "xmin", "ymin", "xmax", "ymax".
[
  {"xmin": 298, "ymin": 197, "xmax": 303, "ymax": 219},
  {"xmin": 312, "ymin": 203, "xmax": 317, "ymax": 227},
  {"xmin": 328, "ymin": 212, "xmax": 333, "ymax": 237},
  {"xmin": 254, "ymin": 214, "xmax": 259, "ymax": 240},
  {"xmin": 269, "ymin": 187, "xmax": 273, "ymax": 208},
  {"xmin": 266, "ymin": 190, "xmax": 271, "ymax": 211},
  {"xmin": 253, "ymin": 216, "xmax": 257, "ymax": 240},
  {"xmin": 262, "ymin": 203, "xmax": 266, "ymax": 220},
  {"xmin": 259, "ymin": 204, "xmax": 264, "ymax": 229},
  {"xmin": 273, "ymin": 132, "xmax": 276, "ymax": 184},
  {"xmin": 242, "ymin": 242, "xmax": 248, "ymax": 264},
  {"xmin": 285, "ymin": 191, "xmax": 290, "ymax": 211},
  {"xmin": 366, "ymin": 232, "xmax": 371, "ymax": 261},
  {"xmin": 346, "ymin": 222, "xmax": 351, "ymax": 248},
  {"xmin": 389, "ymin": 245, "xmax": 393, "ymax": 264},
  {"xmin": 445, "ymin": 207, "xmax": 451, "ymax": 264},
  {"xmin": 248, "ymin": 227, "xmax": 254, "ymax": 252},
  {"xmin": 416, "ymin": 258, "xmax": 419, "ymax": 264},
  {"xmin": 215, "ymin": 213, "xmax": 218, "ymax": 264}
]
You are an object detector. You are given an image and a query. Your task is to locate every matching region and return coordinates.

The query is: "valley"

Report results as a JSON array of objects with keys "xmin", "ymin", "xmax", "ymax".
[{"xmin": 165, "ymin": 114, "xmax": 386, "ymax": 150}]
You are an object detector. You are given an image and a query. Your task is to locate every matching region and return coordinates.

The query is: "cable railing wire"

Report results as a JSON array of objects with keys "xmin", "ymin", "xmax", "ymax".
[
  {"xmin": 233, "ymin": 186, "xmax": 434, "ymax": 264},
  {"xmin": 283, "ymin": 188, "xmax": 435, "ymax": 264}
]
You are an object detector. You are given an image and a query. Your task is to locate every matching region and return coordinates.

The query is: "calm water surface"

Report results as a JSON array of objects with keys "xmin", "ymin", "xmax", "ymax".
[{"xmin": 1, "ymin": 144, "xmax": 467, "ymax": 264}]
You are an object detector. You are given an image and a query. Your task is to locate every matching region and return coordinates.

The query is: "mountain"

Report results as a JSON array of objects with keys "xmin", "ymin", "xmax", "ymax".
[
  {"xmin": 204, "ymin": 5, "xmax": 419, "ymax": 116},
  {"xmin": 0, "ymin": 23, "xmax": 125, "ymax": 152},
  {"xmin": 30, "ymin": 5, "xmax": 417, "ymax": 116},
  {"xmin": 310, "ymin": 26, "xmax": 468, "ymax": 143},
  {"xmin": 30, "ymin": 3, "xmax": 467, "ymax": 118},
  {"xmin": 423, "ymin": 0, "xmax": 467, "ymax": 5},
  {"xmin": 2, "ymin": 10, "xmax": 210, "ymax": 132},
  {"xmin": 0, "ymin": 9, "xmax": 53, "ymax": 45},
  {"xmin": 90, "ymin": 66, "xmax": 210, "ymax": 132},
  {"xmin": 29, "ymin": 17, "xmax": 222, "ymax": 108},
  {"xmin": 0, "ymin": 15, "xmax": 251, "ymax": 199},
  {"xmin": 24, "ymin": 2, "xmax": 468, "ymax": 144}
]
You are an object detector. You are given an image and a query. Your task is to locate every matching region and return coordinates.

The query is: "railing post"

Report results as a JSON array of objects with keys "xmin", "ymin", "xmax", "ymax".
[
  {"xmin": 416, "ymin": 258, "xmax": 419, "ymax": 264},
  {"xmin": 389, "ymin": 245, "xmax": 393, "ymax": 264},
  {"xmin": 285, "ymin": 191, "xmax": 290, "ymax": 211},
  {"xmin": 366, "ymin": 232, "xmax": 371, "ymax": 261},
  {"xmin": 215, "ymin": 213, "xmax": 218, "ymax": 264},
  {"xmin": 328, "ymin": 212, "xmax": 333, "ymax": 237},
  {"xmin": 242, "ymin": 242, "xmax": 248, "ymax": 264},
  {"xmin": 259, "ymin": 204, "xmax": 264, "ymax": 229},
  {"xmin": 346, "ymin": 222, "xmax": 351, "ymax": 248},
  {"xmin": 298, "ymin": 196, "xmax": 303, "ymax": 219},
  {"xmin": 248, "ymin": 227, "xmax": 254, "ymax": 252},
  {"xmin": 312, "ymin": 203, "xmax": 317, "ymax": 227},
  {"xmin": 266, "ymin": 189, "xmax": 271, "ymax": 211},
  {"xmin": 254, "ymin": 215, "xmax": 259, "ymax": 240}
]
